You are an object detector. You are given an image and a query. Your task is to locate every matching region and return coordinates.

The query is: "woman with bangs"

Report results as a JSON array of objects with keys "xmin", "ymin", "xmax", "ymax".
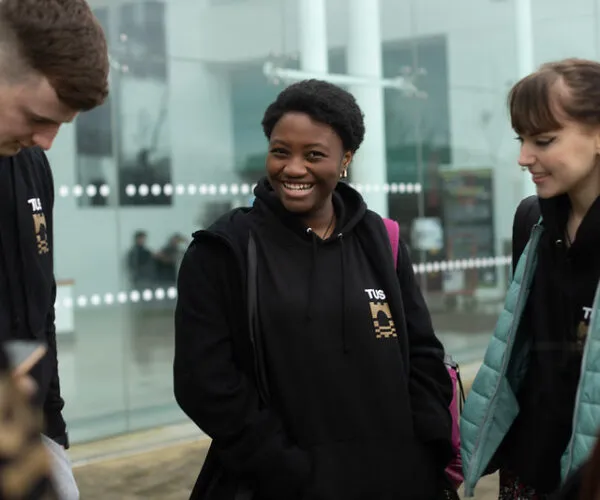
[{"xmin": 460, "ymin": 58, "xmax": 600, "ymax": 499}]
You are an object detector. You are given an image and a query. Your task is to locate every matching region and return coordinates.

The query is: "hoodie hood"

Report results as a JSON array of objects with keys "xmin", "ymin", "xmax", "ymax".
[
  {"xmin": 253, "ymin": 177, "xmax": 367, "ymax": 239},
  {"xmin": 251, "ymin": 177, "xmax": 368, "ymax": 353}
]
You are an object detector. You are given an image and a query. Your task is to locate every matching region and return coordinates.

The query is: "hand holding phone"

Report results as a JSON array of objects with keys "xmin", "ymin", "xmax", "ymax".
[
  {"xmin": 4, "ymin": 340, "xmax": 47, "ymax": 377},
  {"xmin": 3, "ymin": 341, "xmax": 46, "ymax": 396}
]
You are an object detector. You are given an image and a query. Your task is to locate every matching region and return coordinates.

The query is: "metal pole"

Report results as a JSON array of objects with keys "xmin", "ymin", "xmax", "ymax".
[
  {"xmin": 298, "ymin": 0, "xmax": 328, "ymax": 73},
  {"xmin": 515, "ymin": 0, "xmax": 537, "ymax": 198},
  {"xmin": 347, "ymin": 0, "xmax": 388, "ymax": 216}
]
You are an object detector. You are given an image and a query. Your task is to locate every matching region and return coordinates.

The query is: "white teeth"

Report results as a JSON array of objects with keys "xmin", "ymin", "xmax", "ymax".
[{"xmin": 283, "ymin": 182, "xmax": 313, "ymax": 191}]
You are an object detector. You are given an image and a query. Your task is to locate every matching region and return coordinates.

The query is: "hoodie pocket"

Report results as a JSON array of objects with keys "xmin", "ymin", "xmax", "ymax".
[{"xmin": 304, "ymin": 436, "xmax": 439, "ymax": 500}]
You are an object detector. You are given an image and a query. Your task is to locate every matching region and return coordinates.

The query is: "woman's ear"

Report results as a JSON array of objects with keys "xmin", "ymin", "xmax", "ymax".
[
  {"xmin": 340, "ymin": 151, "xmax": 353, "ymax": 178},
  {"xmin": 343, "ymin": 151, "xmax": 353, "ymax": 168}
]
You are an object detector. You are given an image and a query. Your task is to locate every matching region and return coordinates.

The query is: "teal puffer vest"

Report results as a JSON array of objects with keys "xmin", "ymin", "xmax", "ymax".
[{"xmin": 460, "ymin": 222, "xmax": 600, "ymax": 497}]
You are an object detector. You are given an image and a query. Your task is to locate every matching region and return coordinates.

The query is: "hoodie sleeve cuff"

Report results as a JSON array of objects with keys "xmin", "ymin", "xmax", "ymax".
[{"xmin": 44, "ymin": 410, "xmax": 69, "ymax": 449}]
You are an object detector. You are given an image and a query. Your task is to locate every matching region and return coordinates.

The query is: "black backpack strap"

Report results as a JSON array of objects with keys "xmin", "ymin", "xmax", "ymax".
[
  {"xmin": 512, "ymin": 195, "xmax": 541, "ymax": 274},
  {"xmin": 247, "ymin": 232, "xmax": 271, "ymax": 405}
]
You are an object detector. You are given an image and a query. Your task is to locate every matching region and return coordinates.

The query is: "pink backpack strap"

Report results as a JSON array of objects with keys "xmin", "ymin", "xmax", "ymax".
[
  {"xmin": 383, "ymin": 216, "xmax": 465, "ymax": 489},
  {"xmin": 383, "ymin": 218, "xmax": 400, "ymax": 268}
]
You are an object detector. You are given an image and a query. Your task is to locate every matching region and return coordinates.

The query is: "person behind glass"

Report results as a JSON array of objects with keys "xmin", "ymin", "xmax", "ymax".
[
  {"xmin": 174, "ymin": 79, "xmax": 454, "ymax": 500},
  {"xmin": 127, "ymin": 231, "xmax": 156, "ymax": 288},
  {"xmin": 460, "ymin": 58, "xmax": 600, "ymax": 499},
  {"xmin": 155, "ymin": 233, "xmax": 186, "ymax": 286}
]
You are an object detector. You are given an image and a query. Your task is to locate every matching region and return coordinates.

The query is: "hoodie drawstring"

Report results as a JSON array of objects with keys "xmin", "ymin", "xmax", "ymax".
[
  {"xmin": 304, "ymin": 229, "xmax": 349, "ymax": 353},
  {"xmin": 338, "ymin": 233, "xmax": 349, "ymax": 352},
  {"xmin": 305, "ymin": 228, "xmax": 319, "ymax": 323}
]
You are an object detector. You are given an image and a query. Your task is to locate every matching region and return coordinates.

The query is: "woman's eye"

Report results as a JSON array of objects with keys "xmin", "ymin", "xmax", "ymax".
[
  {"xmin": 270, "ymin": 148, "xmax": 288, "ymax": 157},
  {"xmin": 306, "ymin": 151, "xmax": 325, "ymax": 161},
  {"xmin": 535, "ymin": 137, "xmax": 555, "ymax": 147},
  {"xmin": 514, "ymin": 136, "xmax": 555, "ymax": 147}
]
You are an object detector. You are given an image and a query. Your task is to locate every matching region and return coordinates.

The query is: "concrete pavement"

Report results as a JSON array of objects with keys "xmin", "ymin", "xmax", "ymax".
[{"xmin": 72, "ymin": 434, "xmax": 500, "ymax": 499}]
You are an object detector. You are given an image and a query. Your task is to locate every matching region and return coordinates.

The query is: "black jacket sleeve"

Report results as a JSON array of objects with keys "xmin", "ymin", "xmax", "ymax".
[
  {"xmin": 174, "ymin": 239, "xmax": 310, "ymax": 499},
  {"xmin": 396, "ymin": 240, "xmax": 453, "ymax": 466},
  {"xmin": 40, "ymin": 152, "xmax": 68, "ymax": 447},
  {"xmin": 43, "ymin": 280, "xmax": 68, "ymax": 446}
]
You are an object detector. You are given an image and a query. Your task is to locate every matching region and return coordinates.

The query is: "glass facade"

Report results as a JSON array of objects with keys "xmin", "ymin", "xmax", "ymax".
[{"xmin": 50, "ymin": 0, "xmax": 599, "ymax": 443}]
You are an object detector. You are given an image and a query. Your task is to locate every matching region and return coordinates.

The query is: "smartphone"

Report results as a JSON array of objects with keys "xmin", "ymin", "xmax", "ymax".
[{"xmin": 4, "ymin": 340, "xmax": 47, "ymax": 376}]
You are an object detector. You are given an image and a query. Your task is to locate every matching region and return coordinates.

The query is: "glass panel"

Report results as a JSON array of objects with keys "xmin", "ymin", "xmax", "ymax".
[
  {"xmin": 49, "ymin": 0, "xmax": 293, "ymax": 443},
  {"xmin": 47, "ymin": 0, "xmax": 600, "ymax": 444},
  {"xmin": 379, "ymin": 0, "xmax": 520, "ymax": 366}
]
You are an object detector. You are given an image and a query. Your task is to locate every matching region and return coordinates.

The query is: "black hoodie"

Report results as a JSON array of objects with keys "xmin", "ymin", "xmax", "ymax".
[
  {"xmin": 0, "ymin": 148, "xmax": 67, "ymax": 446},
  {"xmin": 501, "ymin": 194, "xmax": 600, "ymax": 493},
  {"xmin": 174, "ymin": 178, "xmax": 452, "ymax": 500}
]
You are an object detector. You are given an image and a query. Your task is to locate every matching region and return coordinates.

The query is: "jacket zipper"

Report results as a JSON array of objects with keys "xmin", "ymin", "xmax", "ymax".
[
  {"xmin": 464, "ymin": 223, "xmax": 542, "ymax": 495},
  {"xmin": 562, "ymin": 278, "xmax": 600, "ymax": 476}
]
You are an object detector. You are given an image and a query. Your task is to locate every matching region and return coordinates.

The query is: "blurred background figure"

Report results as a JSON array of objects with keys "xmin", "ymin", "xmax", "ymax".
[
  {"xmin": 127, "ymin": 231, "xmax": 156, "ymax": 288},
  {"xmin": 154, "ymin": 233, "xmax": 186, "ymax": 286}
]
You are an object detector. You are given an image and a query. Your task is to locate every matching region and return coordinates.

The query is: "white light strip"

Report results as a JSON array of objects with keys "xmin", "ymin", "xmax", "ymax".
[
  {"xmin": 55, "ymin": 287, "xmax": 178, "ymax": 310},
  {"xmin": 56, "ymin": 182, "xmax": 422, "ymax": 199},
  {"xmin": 55, "ymin": 256, "xmax": 511, "ymax": 309},
  {"xmin": 412, "ymin": 256, "xmax": 512, "ymax": 275}
]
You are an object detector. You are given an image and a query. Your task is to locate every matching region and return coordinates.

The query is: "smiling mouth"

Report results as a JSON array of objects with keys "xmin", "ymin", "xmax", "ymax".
[
  {"xmin": 282, "ymin": 182, "xmax": 314, "ymax": 191},
  {"xmin": 531, "ymin": 173, "xmax": 550, "ymax": 183}
]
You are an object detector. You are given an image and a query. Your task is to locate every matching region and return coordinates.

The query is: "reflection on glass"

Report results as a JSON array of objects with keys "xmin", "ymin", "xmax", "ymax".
[{"xmin": 48, "ymin": 0, "xmax": 592, "ymax": 445}]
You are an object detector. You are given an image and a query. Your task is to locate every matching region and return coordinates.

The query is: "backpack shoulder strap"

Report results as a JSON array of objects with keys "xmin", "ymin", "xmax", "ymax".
[
  {"xmin": 247, "ymin": 232, "xmax": 271, "ymax": 405},
  {"xmin": 512, "ymin": 195, "xmax": 542, "ymax": 273},
  {"xmin": 383, "ymin": 218, "xmax": 400, "ymax": 270}
]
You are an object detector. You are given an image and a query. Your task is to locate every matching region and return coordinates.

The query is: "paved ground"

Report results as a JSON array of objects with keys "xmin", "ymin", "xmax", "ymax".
[
  {"xmin": 460, "ymin": 474, "xmax": 499, "ymax": 499},
  {"xmin": 73, "ymin": 438, "xmax": 499, "ymax": 499},
  {"xmin": 73, "ymin": 440, "xmax": 208, "ymax": 500}
]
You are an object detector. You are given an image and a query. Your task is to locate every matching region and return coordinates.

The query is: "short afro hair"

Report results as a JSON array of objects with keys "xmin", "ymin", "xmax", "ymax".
[{"xmin": 261, "ymin": 79, "xmax": 365, "ymax": 153}]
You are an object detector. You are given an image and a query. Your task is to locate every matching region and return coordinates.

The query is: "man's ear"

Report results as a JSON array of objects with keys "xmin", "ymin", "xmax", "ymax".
[{"xmin": 595, "ymin": 128, "xmax": 600, "ymax": 155}]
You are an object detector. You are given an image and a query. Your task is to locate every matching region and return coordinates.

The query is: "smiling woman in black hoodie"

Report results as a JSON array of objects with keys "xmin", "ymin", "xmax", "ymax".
[{"xmin": 174, "ymin": 79, "xmax": 453, "ymax": 500}]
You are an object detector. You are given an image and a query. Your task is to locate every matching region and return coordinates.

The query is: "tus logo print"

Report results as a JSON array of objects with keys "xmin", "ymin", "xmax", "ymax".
[
  {"xmin": 576, "ymin": 306, "xmax": 594, "ymax": 350},
  {"xmin": 28, "ymin": 198, "xmax": 49, "ymax": 255},
  {"xmin": 364, "ymin": 288, "xmax": 397, "ymax": 339}
]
